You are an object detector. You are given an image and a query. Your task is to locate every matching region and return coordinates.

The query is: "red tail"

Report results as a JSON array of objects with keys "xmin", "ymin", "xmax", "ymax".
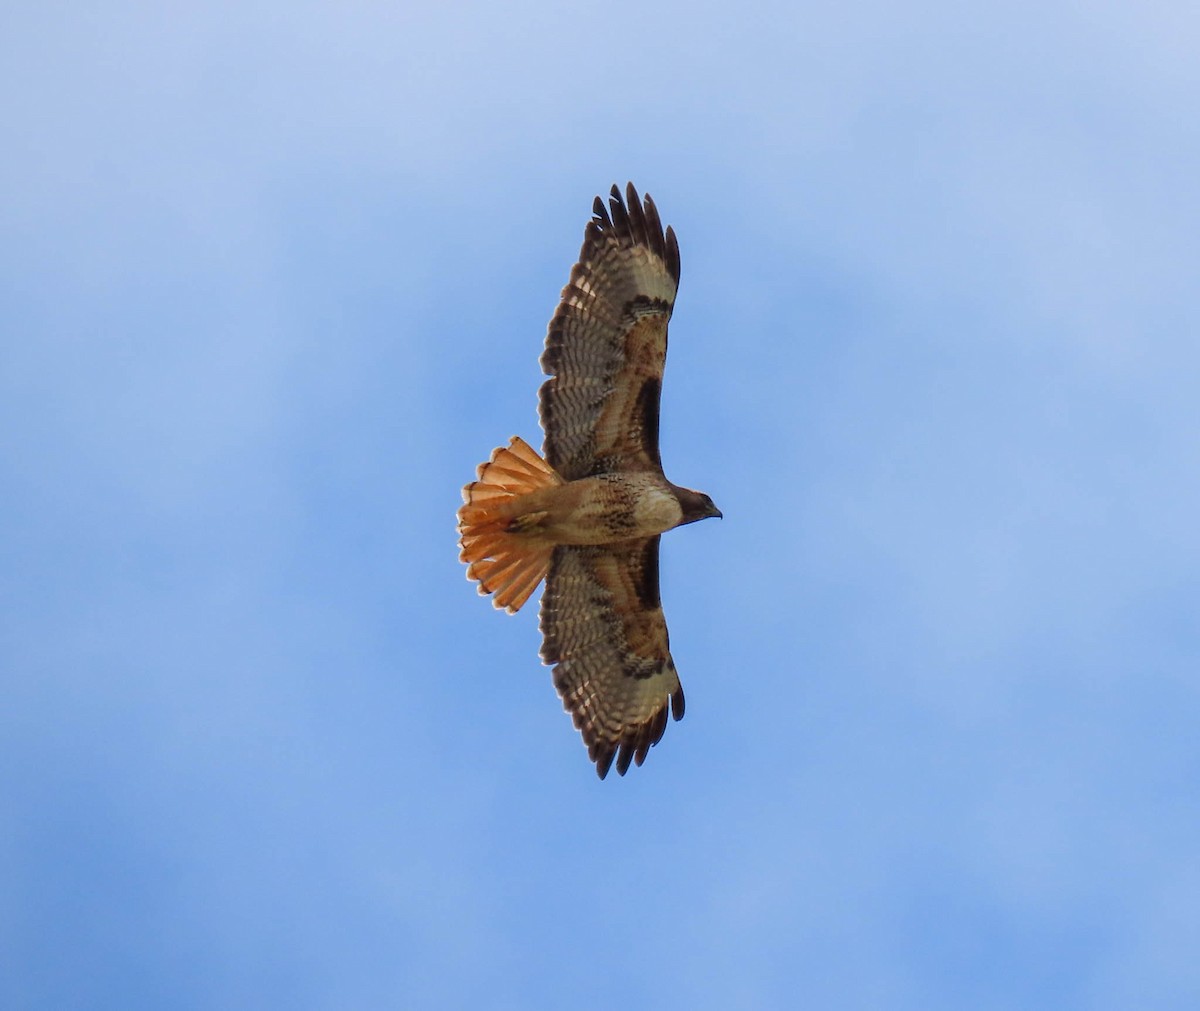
[{"xmin": 457, "ymin": 437, "xmax": 562, "ymax": 613}]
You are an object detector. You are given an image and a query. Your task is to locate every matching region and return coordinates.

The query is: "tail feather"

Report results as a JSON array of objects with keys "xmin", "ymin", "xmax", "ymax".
[
  {"xmin": 462, "ymin": 484, "xmax": 511, "ymax": 503},
  {"xmin": 458, "ymin": 436, "xmax": 562, "ymax": 614},
  {"xmin": 496, "ymin": 559, "xmax": 547, "ymax": 613},
  {"xmin": 467, "ymin": 552, "xmax": 523, "ymax": 585}
]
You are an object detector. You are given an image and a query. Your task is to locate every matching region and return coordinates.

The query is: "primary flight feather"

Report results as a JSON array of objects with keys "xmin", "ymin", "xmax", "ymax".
[{"xmin": 457, "ymin": 183, "xmax": 721, "ymax": 779}]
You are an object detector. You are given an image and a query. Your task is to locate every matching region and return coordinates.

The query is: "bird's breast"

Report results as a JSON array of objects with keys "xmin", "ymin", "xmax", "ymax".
[{"xmin": 532, "ymin": 473, "xmax": 682, "ymax": 545}]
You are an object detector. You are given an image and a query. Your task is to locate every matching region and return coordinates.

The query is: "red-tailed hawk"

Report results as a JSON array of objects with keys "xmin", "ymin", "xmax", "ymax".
[{"xmin": 457, "ymin": 183, "xmax": 721, "ymax": 778}]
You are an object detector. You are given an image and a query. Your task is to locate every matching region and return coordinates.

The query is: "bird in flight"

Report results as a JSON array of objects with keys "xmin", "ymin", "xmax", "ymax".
[{"xmin": 457, "ymin": 183, "xmax": 721, "ymax": 778}]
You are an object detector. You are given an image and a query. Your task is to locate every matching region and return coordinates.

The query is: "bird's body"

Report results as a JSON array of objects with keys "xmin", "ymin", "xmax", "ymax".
[
  {"xmin": 475, "ymin": 470, "xmax": 686, "ymax": 545},
  {"xmin": 458, "ymin": 184, "xmax": 720, "ymax": 778}
]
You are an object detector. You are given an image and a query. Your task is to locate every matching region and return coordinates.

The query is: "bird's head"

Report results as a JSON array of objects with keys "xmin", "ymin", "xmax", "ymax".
[{"xmin": 673, "ymin": 486, "xmax": 723, "ymax": 525}]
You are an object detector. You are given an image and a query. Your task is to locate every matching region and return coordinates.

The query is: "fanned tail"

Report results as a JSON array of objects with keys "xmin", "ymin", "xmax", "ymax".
[{"xmin": 458, "ymin": 436, "xmax": 562, "ymax": 613}]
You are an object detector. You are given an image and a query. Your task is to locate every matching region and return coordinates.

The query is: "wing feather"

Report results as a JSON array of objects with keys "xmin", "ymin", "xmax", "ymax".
[
  {"xmin": 539, "ymin": 538, "xmax": 684, "ymax": 778},
  {"xmin": 539, "ymin": 183, "xmax": 680, "ymax": 480}
]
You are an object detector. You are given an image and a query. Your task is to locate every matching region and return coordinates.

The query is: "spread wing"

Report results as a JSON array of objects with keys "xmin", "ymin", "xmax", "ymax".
[
  {"xmin": 539, "ymin": 538, "xmax": 685, "ymax": 779},
  {"xmin": 539, "ymin": 183, "xmax": 680, "ymax": 481}
]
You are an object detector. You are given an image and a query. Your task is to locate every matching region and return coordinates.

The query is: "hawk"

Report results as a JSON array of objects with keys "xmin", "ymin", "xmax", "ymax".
[{"xmin": 457, "ymin": 183, "xmax": 721, "ymax": 778}]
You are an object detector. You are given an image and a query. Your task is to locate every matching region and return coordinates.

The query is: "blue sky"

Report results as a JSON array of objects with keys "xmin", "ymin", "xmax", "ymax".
[{"xmin": 3, "ymin": 2, "xmax": 1199, "ymax": 1008}]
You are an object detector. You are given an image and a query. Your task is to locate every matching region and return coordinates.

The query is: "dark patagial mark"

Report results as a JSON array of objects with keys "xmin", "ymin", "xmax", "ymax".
[
  {"xmin": 635, "ymin": 376, "xmax": 662, "ymax": 465},
  {"xmin": 633, "ymin": 537, "xmax": 662, "ymax": 611}
]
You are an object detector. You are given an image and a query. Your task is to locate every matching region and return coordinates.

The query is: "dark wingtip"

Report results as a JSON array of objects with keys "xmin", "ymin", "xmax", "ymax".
[
  {"xmin": 607, "ymin": 184, "xmax": 630, "ymax": 234},
  {"xmin": 624, "ymin": 182, "xmax": 639, "ymax": 220},
  {"xmin": 592, "ymin": 195, "xmax": 611, "ymax": 228},
  {"xmin": 615, "ymin": 740, "xmax": 635, "ymax": 777},
  {"xmin": 624, "ymin": 182, "xmax": 650, "ymax": 246},
  {"xmin": 642, "ymin": 193, "xmax": 666, "ymax": 260},
  {"xmin": 594, "ymin": 747, "xmax": 615, "ymax": 780},
  {"xmin": 584, "ymin": 183, "xmax": 679, "ymax": 284},
  {"xmin": 664, "ymin": 224, "xmax": 680, "ymax": 284}
]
